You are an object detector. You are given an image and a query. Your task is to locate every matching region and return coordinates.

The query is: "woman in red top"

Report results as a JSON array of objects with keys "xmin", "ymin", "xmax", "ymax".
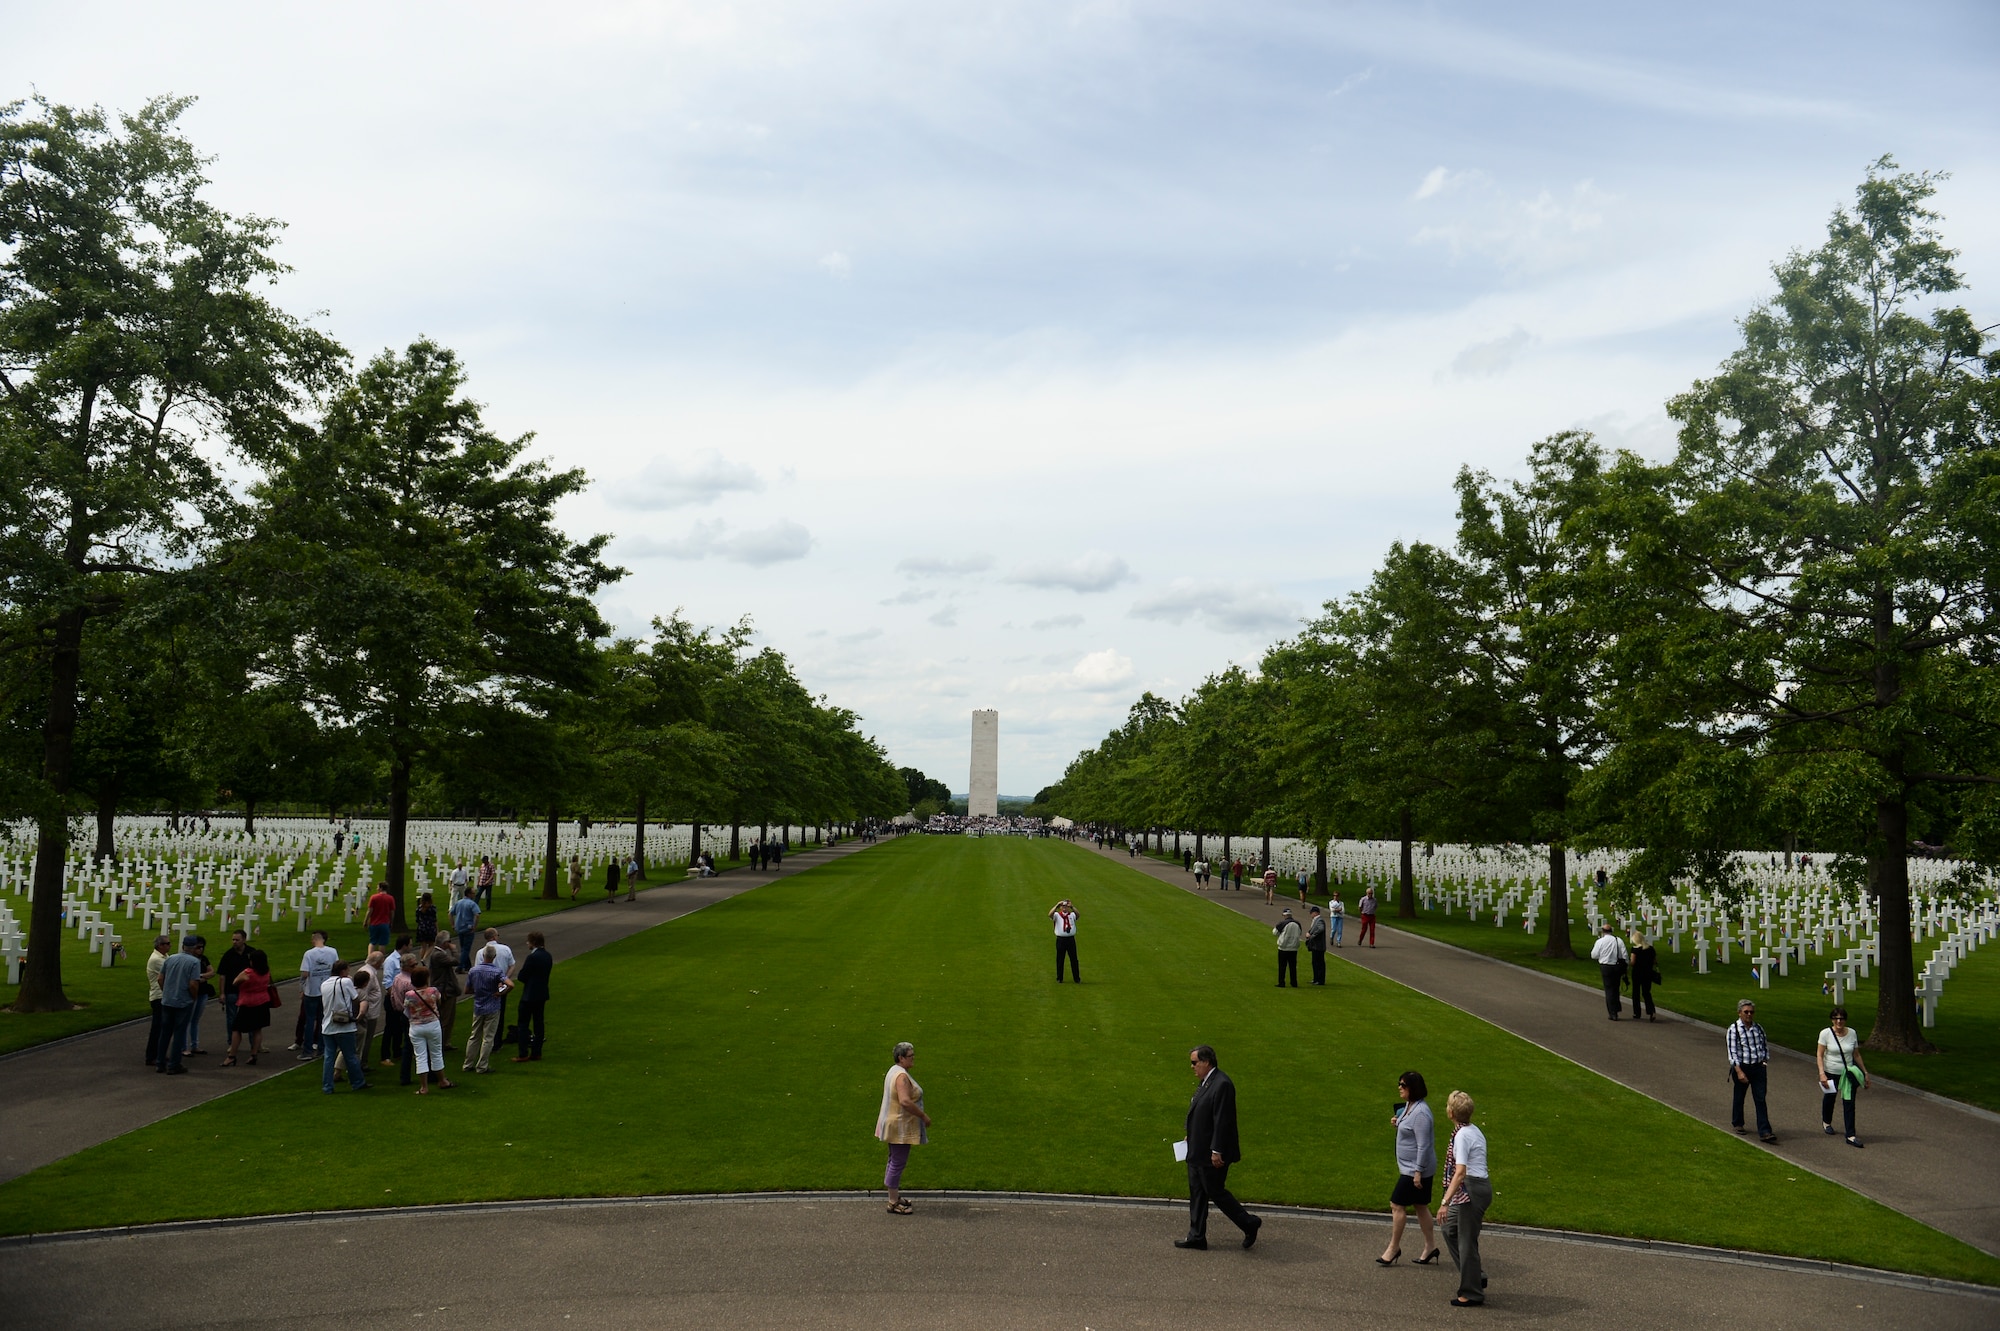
[{"xmin": 225, "ymin": 949, "xmax": 277, "ymax": 1066}]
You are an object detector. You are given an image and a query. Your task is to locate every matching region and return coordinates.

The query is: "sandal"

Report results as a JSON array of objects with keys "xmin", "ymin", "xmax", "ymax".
[
  {"xmin": 222, "ymin": 1056, "xmax": 237, "ymax": 1067},
  {"xmin": 887, "ymin": 1200, "xmax": 914, "ymax": 1214}
]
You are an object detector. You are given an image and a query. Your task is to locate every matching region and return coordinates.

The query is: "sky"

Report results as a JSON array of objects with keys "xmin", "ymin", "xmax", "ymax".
[{"xmin": 8, "ymin": 1, "xmax": 1998, "ymax": 792}]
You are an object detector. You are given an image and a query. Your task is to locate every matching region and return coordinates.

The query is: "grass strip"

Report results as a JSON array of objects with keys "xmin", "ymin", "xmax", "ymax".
[{"xmin": 1, "ymin": 836, "xmax": 1992, "ymax": 1286}]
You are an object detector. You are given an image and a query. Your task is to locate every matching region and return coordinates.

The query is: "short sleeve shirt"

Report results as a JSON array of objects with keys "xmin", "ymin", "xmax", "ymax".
[
  {"xmin": 450, "ymin": 897, "xmax": 481, "ymax": 931},
  {"xmin": 159, "ymin": 952, "xmax": 201, "ymax": 1009},
  {"xmin": 300, "ymin": 945, "xmax": 340, "ymax": 997}
]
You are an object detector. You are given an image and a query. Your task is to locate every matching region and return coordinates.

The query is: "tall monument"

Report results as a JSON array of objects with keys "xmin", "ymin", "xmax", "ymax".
[{"xmin": 969, "ymin": 709, "xmax": 999, "ymax": 817}]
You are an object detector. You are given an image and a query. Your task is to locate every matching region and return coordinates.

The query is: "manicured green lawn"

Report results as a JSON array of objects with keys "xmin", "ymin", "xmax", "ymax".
[
  {"xmin": 1360, "ymin": 896, "xmax": 2000, "ymax": 1114},
  {"xmin": 0, "ymin": 865, "xmax": 708, "ymax": 1056},
  {"xmin": 2, "ymin": 836, "xmax": 1993, "ymax": 1285}
]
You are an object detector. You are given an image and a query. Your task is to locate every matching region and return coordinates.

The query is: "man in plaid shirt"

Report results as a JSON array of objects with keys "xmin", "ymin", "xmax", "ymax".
[{"xmin": 1727, "ymin": 999, "xmax": 1778, "ymax": 1142}]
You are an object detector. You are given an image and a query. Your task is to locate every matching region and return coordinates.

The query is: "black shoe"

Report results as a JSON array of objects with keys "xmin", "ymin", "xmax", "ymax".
[
  {"xmin": 1242, "ymin": 1219, "xmax": 1262, "ymax": 1249},
  {"xmin": 1759, "ymin": 1134, "xmax": 1779, "ymax": 1144},
  {"xmin": 1174, "ymin": 1238, "xmax": 1208, "ymax": 1250},
  {"xmin": 1846, "ymin": 1137, "xmax": 1864, "ymax": 1148},
  {"xmin": 166, "ymin": 1066, "xmax": 187, "ymax": 1075}
]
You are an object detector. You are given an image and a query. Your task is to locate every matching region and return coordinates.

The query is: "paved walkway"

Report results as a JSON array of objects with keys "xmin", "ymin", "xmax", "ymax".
[
  {"xmin": 1080, "ymin": 842, "xmax": 2000, "ymax": 1256},
  {"xmin": 3, "ymin": 1193, "xmax": 1991, "ymax": 1330},
  {"xmin": 0, "ymin": 837, "xmax": 883, "ymax": 1185}
]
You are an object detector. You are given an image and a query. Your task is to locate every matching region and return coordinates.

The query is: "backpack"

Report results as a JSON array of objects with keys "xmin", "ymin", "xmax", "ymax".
[{"xmin": 324, "ymin": 978, "xmax": 353, "ymax": 1025}]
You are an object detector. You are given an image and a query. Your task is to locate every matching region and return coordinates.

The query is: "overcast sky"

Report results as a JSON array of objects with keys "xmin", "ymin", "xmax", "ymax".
[{"xmin": 10, "ymin": 2, "xmax": 1998, "ymax": 792}]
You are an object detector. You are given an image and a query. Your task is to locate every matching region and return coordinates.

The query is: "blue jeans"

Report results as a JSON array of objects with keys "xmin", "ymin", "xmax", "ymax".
[
  {"xmin": 322, "ymin": 1031, "xmax": 366, "ymax": 1092},
  {"xmin": 156, "ymin": 1004, "xmax": 192, "ymax": 1071},
  {"xmin": 457, "ymin": 928, "xmax": 475, "ymax": 970},
  {"xmin": 188, "ymin": 992, "xmax": 209, "ymax": 1049},
  {"xmin": 300, "ymin": 996, "xmax": 324, "ymax": 1054},
  {"xmin": 1331, "ymin": 917, "xmax": 1345, "ymax": 943}
]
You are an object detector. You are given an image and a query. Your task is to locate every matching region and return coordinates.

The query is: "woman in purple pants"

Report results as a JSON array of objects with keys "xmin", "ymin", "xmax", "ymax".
[{"xmin": 874, "ymin": 1042, "xmax": 931, "ymax": 1214}]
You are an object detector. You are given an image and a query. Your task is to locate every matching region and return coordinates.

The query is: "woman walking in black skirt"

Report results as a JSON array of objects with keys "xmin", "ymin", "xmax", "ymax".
[{"xmin": 1377, "ymin": 1071, "xmax": 1439, "ymax": 1266}]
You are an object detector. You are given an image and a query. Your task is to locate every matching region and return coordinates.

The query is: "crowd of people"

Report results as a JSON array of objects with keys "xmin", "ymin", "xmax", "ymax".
[{"xmin": 143, "ymin": 878, "xmax": 557, "ymax": 1095}]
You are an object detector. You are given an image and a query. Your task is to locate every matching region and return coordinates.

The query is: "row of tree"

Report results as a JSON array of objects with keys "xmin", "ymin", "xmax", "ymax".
[
  {"xmin": 0, "ymin": 96, "xmax": 905, "ymax": 1014},
  {"xmin": 1043, "ymin": 162, "xmax": 2000, "ymax": 1054}
]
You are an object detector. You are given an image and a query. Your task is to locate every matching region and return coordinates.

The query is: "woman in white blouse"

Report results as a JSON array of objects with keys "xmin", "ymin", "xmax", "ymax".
[
  {"xmin": 1816, "ymin": 1006, "xmax": 1871, "ymax": 1147},
  {"xmin": 1436, "ymin": 1090, "xmax": 1490, "ymax": 1308}
]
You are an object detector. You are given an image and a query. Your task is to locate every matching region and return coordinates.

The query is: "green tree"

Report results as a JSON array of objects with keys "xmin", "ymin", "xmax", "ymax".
[
  {"xmin": 252, "ymin": 339, "xmax": 618, "ymax": 928},
  {"xmin": 1652, "ymin": 161, "xmax": 2000, "ymax": 1052},
  {"xmin": 0, "ymin": 97, "xmax": 342, "ymax": 1011}
]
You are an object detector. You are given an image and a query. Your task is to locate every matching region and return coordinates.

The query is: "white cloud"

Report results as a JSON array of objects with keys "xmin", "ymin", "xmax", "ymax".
[
  {"xmin": 819, "ymin": 250, "xmax": 853, "ymax": 279},
  {"xmin": 1450, "ymin": 327, "xmax": 1534, "ymax": 379},
  {"xmin": 621, "ymin": 520, "xmax": 812, "ymax": 567},
  {"xmin": 1415, "ymin": 165, "xmax": 1483, "ymax": 200},
  {"xmin": 1006, "ymin": 648, "xmax": 1136, "ymax": 694},
  {"xmin": 897, "ymin": 553, "xmax": 995, "ymax": 577},
  {"xmin": 1032, "ymin": 614, "xmax": 1085, "ymax": 630},
  {"xmin": 1130, "ymin": 580, "xmax": 1301, "ymax": 636},
  {"xmin": 881, "ymin": 587, "xmax": 938, "ymax": 605},
  {"xmin": 837, "ymin": 627, "xmax": 883, "ymax": 645},
  {"xmin": 612, "ymin": 452, "xmax": 765, "ymax": 510},
  {"xmin": 928, "ymin": 605, "xmax": 960, "ymax": 627},
  {"xmin": 1007, "ymin": 551, "xmax": 1133, "ymax": 593}
]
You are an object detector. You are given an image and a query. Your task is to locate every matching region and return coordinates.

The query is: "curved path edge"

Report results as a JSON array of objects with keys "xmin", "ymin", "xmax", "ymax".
[{"xmin": 3, "ymin": 1189, "xmax": 1993, "ymax": 1299}]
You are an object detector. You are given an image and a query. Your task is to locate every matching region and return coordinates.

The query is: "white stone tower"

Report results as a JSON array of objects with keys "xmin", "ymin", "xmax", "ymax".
[{"xmin": 969, "ymin": 709, "xmax": 999, "ymax": 817}]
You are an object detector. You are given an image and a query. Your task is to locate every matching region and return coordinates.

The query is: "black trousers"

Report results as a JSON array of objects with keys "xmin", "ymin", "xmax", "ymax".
[
  {"xmin": 1631, "ymin": 973, "xmax": 1655, "ymax": 1017},
  {"xmin": 1732, "ymin": 1063, "xmax": 1772, "ymax": 1135},
  {"xmin": 1055, "ymin": 936, "xmax": 1080, "ymax": 982},
  {"xmin": 145, "ymin": 999, "xmax": 166, "ymax": 1064},
  {"xmin": 1598, "ymin": 965, "xmax": 1623, "ymax": 1018},
  {"xmin": 1186, "ymin": 1159, "xmax": 1257, "ymax": 1240},
  {"xmin": 1822, "ymin": 1088, "xmax": 1857, "ymax": 1137},
  {"xmin": 1308, "ymin": 948, "xmax": 1326, "ymax": 984},
  {"xmin": 517, "ymin": 998, "xmax": 547, "ymax": 1057},
  {"xmin": 1277, "ymin": 951, "xmax": 1298, "ymax": 987}
]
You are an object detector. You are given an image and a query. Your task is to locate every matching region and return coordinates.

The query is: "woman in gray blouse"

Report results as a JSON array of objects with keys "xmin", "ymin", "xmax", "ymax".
[{"xmin": 1376, "ymin": 1070, "xmax": 1440, "ymax": 1265}]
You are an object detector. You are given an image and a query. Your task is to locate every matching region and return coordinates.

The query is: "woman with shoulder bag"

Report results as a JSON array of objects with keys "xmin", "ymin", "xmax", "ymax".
[
  {"xmin": 403, "ymin": 965, "xmax": 456, "ymax": 1095},
  {"xmin": 1817, "ymin": 1006, "xmax": 1870, "ymax": 1147}
]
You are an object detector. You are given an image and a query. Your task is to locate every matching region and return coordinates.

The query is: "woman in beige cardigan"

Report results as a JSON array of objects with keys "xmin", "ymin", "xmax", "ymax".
[{"xmin": 874, "ymin": 1041, "xmax": 931, "ymax": 1214}]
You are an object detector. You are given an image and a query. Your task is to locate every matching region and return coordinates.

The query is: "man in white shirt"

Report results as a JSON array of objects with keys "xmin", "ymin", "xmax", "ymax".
[
  {"xmin": 318, "ymin": 959, "xmax": 370, "ymax": 1094},
  {"xmin": 1050, "ymin": 901, "xmax": 1080, "ymax": 983},
  {"xmin": 297, "ymin": 930, "xmax": 341, "ymax": 1059},
  {"xmin": 482, "ymin": 927, "xmax": 519, "ymax": 1039},
  {"xmin": 1589, "ymin": 923, "xmax": 1629, "ymax": 1020}
]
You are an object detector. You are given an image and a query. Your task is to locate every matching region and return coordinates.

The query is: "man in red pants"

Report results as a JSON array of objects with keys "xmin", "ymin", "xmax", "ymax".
[{"xmin": 1357, "ymin": 889, "xmax": 1378, "ymax": 947}]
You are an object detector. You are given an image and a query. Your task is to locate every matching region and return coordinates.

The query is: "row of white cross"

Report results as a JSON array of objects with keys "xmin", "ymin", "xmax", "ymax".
[{"xmin": 1147, "ymin": 833, "xmax": 1993, "ymax": 1025}]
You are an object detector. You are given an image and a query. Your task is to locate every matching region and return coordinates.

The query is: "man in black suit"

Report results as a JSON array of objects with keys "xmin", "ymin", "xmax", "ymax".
[{"xmin": 1175, "ymin": 1044, "xmax": 1262, "ymax": 1250}]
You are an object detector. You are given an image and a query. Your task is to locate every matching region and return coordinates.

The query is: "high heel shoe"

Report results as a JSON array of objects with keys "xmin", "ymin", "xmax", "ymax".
[
  {"xmin": 1375, "ymin": 1252, "xmax": 1402, "ymax": 1266},
  {"xmin": 1415, "ymin": 1248, "xmax": 1442, "ymax": 1265}
]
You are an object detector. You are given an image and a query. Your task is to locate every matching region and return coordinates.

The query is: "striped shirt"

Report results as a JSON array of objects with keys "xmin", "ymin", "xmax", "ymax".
[{"xmin": 1726, "ymin": 1020, "xmax": 1769, "ymax": 1067}]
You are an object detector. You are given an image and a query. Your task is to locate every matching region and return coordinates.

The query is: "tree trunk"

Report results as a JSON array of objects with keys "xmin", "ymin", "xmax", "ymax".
[
  {"xmin": 93, "ymin": 774, "xmax": 120, "ymax": 865},
  {"xmin": 1221, "ymin": 832, "xmax": 1231, "ymax": 864},
  {"xmin": 1866, "ymin": 788, "xmax": 1931, "ymax": 1052},
  {"xmin": 1316, "ymin": 839, "xmax": 1328, "ymax": 895},
  {"xmin": 543, "ymin": 805, "xmax": 561, "ymax": 898},
  {"xmin": 243, "ymin": 796, "xmax": 257, "ymax": 837},
  {"xmin": 690, "ymin": 821, "xmax": 701, "ymax": 865},
  {"xmin": 729, "ymin": 821, "xmax": 741, "ymax": 861},
  {"xmin": 1397, "ymin": 807, "xmax": 1417, "ymax": 918},
  {"xmin": 1261, "ymin": 833, "xmax": 1271, "ymax": 870},
  {"xmin": 1539, "ymin": 840, "xmax": 1577, "ymax": 959},
  {"xmin": 632, "ymin": 791, "xmax": 648, "ymax": 880},
  {"xmin": 1194, "ymin": 831, "xmax": 1204, "ymax": 860},
  {"xmin": 1173, "ymin": 829, "xmax": 1181, "ymax": 857},
  {"xmin": 15, "ymin": 605, "xmax": 86, "ymax": 1013},
  {"xmin": 386, "ymin": 754, "xmax": 412, "ymax": 930}
]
